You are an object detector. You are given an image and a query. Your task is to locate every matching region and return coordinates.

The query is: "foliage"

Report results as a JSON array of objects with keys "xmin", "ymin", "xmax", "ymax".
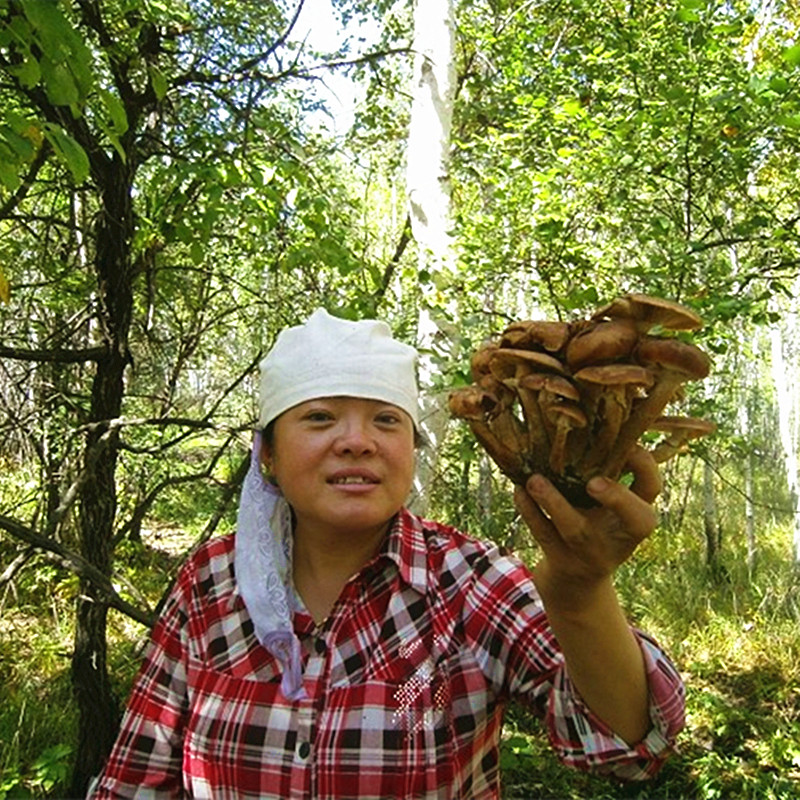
[
  {"xmin": 495, "ymin": 496, "xmax": 800, "ymax": 799},
  {"xmin": 0, "ymin": 0, "xmax": 415, "ymax": 789},
  {"xmin": 1, "ymin": 0, "xmax": 800, "ymax": 795},
  {"xmin": 2, "ymin": 464, "xmax": 800, "ymax": 798}
]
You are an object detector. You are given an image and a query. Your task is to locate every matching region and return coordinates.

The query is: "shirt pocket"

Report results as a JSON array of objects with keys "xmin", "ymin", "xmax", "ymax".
[
  {"xmin": 318, "ymin": 660, "xmax": 457, "ymax": 799},
  {"xmin": 197, "ymin": 603, "xmax": 281, "ymax": 680},
  {"xmin": 184, "ymin": 663, "xmax": 295, "ymax": 797}
]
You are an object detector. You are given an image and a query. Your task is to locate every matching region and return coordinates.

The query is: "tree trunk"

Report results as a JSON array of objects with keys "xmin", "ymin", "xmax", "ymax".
[
  {"xmin": 406, "ymin": 0, "xmax": 456, "ymax": 514},
  {"xmin": 703, "ymin": 458, "xmax": 721, "ymax": 571},
  {"xmin": 770, "ymin": 286, "xmax": 800, "ymax": 565},
  {"xmin": 69, "ymin": 158, "xmax": 135, "ymax": 796},
  {"xmin": 744, "ymin": 451, "xmax": 756, "ymax": 574}
]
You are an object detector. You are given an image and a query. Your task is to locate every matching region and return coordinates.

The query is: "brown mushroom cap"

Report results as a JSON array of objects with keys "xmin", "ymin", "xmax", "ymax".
[
  {"xmin": 448, "ymin": 386, "xmax": 498, "ymax": 419},
  {"xmin": 500, "ymin": 320, "xmax": 571, "ymax": 352},
  {"xmin": 470, "ymin": 341, "xmax": 500, "ymax": 380},
  {"xmin": 648, "ymin": 416, "xmax": 716, "ymax": 463},
  {"xmin": 565, "ymin": 319, "xmax": 639, "ymax": 370},
  {"xmin": 546, "ymin": 403, "xmax": 588, "ymax": 427},
  {"xmin": 573, "ymin": 364, "xmax": 655, "ymax": 390},
  {"xmin": 540, "ymin": 374, "xmax": 581, "ymax": 402},
  {"xmin": 635, "ymin": 337, "xmax": 711, "ymax": 380},
  {"xmin": 594, "ymin": 293, "xmax": 703, "ymax": 332},
  {"xmin": 649, "ymin": 416, "xmax": 716, "ymax": 439},
  {"xmin": 489, "ymin": 348, "xmax": 565, "ymax": 381}
]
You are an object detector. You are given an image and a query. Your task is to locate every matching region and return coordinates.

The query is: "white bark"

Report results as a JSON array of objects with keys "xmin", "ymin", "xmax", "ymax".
[
  {"xmin": 406, "ymin": 0, "xmax": 455, "ymax": 259},
  {"xmin": 770, "ymin": 281, "xmax": 800, "ymax": 563},
  {"xmin": 406, "ymin": 0, "xmax": 456, "ymax": 514},
  {"xmin": 736, "ymin": 340, "xmax": 757, "ymax": 574}
]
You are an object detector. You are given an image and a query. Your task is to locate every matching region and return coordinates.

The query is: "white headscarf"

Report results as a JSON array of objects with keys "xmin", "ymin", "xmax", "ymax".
[
  {"xmin": 258, "ymin": 308, "xmax": 419, "ymax": 429},
  {"xmin": 235, "ymin": 309, "xmax": 419, "ymax": 700}
]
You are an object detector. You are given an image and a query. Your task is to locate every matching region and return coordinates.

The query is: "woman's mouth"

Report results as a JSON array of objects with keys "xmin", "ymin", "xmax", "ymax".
[{"xmin": 328, "ymin": 470, "xmax": 380, "ymax": 485}]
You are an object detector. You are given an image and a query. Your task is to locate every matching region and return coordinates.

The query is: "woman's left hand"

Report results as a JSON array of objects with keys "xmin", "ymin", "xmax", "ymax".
[{"xmin": 514, "ymin": 446, "xmax": 661, "ymax": 602}]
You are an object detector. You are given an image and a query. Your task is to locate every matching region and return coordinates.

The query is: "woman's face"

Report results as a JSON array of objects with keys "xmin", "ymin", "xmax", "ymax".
[{"xmin": 263, "ymin": 396, "xmax": 416, "ymax": 542}]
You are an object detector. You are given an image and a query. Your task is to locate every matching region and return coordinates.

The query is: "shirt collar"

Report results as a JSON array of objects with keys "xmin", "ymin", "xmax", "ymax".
[{"xmin": 380, "ymin": 507, "xmax": 429, "ymax": 595}]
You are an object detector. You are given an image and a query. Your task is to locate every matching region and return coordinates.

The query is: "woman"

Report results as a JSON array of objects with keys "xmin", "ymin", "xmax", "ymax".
[{"xmin": 89, "ymin": 308, "xmax": 685, "ymax": 799}]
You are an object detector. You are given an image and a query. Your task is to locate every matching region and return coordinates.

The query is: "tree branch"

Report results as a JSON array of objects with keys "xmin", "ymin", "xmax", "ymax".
[
  {"xmin": 237, "ymin": 0, "xmax": 306, "ymax": 73},
  {"xmin": 173, "ymin": 47, "xmax": 410, "ymax": 90},
  {"xmin": 0, "ymin": 141, "xmax": 51, "ymax": 220},
  {"xmin": 0, "ymin": 515, "xmax": 154, "ymax": 627},
  {"xmin": 114, "ymin": 428, "xmax": 239, "ymax": 544},
  {"xmin": 373, "ymin": 212, "xmax": 412, "ymax": 307},
  {"xmin": 0, "ymin": 344, "xmax": 106, "ymax": 363}
]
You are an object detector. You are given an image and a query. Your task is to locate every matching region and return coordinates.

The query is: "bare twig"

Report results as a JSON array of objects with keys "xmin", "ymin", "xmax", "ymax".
[{"xmin": 0, "ymin": 515, "xmax": 154, "ymax": 627}]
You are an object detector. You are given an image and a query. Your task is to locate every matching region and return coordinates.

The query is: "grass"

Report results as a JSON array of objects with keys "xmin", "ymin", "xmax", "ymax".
[
  {"xmin": 1, "ymin": 502, "xmax": 799, "ymax": 798},
  {"xmin": 498, "ymin": 513, "xmax": 800, "ymax": 799}
]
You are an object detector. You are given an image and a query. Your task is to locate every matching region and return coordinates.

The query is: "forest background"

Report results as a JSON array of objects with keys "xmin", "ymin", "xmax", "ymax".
[{"xmin": 1, "ymin": 0, "xmax": 799, "ymax": 797}]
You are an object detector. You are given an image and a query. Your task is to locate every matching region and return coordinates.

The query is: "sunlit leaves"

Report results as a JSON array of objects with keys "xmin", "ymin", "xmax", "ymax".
[
  {"xmin": 0, "ymin": 268, "xmax": 10, "ymax": 304},
  {"xmin": 148, "ymin": 64, "xmax": 168, "ymax": 101},
  {"xmin": 41, "ymin": 122, "xmax": 89, "ymax": 183},
  {"xmin": 0, "ymin": 113, "xmax": 37, "ymax": 190},
  {"xmin": 452, "ymin": 0, "xmax": 800, "ymax": 325},
  {"xmin": 782, "ymin": 44, "xmax": 800, "ymax": 67},
  {"xmin": 15, "ymin": 0, "xmax": 94, "ymax": 109}
]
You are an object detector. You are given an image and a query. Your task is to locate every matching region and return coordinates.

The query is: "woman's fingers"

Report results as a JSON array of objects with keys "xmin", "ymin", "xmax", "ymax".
[
  {"xmin": 624, "ymin": 446, "xmax": 662, "ymax": 504},
  {"xmin": 521, "ymin": 474, "xmax": 582, "ymax": 532},
  {"xmin": 516, "ymin": 449, "xmax": 663, "ymax": 569},
  {"xmin": 585, "ymin": 474, "xmax": 657, "ymax": 542},
  {"xmin": 513, "ymin": 483, "xmax": 558, "ymax": 545}
]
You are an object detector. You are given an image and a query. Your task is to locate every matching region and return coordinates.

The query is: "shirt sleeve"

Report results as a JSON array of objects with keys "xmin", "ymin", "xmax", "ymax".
[
  {"xmin": 461, "ymin": 545, "xmax": 685, "ymax": 781},
  {"xmin": 87, "ymin": 567, "xmax": 193, "ymax": 799}
]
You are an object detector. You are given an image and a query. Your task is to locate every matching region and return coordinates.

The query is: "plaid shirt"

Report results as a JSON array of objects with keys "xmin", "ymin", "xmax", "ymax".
[{"xmin": 91, "ymin": 508, "xmax": 684, "ymax": 799}]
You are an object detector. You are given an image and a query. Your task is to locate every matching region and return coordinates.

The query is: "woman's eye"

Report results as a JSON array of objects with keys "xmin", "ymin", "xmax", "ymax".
[
  {"xmin": 376, "ymin": 413, "xmax": 401, "ymax": 426},
  {"xmin": 305, "ymin": 411, "xmax": 333, "ymax": 422}
]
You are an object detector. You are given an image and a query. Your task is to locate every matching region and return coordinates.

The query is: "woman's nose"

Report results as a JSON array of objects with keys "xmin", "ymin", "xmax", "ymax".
[{"xmin": 333, "ymin": 418, "xmax": 376, "ymax": 454}]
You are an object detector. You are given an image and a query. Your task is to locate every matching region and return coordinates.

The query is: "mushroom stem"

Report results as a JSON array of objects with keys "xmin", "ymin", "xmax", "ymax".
[
  {"xmin": 547, "ymin": 405, "xmax": 587, "ymax": 475},
  {"xmin": 448, "ymin": 387, "xmax": 528, "ymax": 484},
  {"xmin": 466, "ymin": 418, "xmax": 528, "ymax": 485},
  {"xmin": 601, "ymin": 376, "xmax": 681, "ymax": 478},
  {"xmin": 517, "ymin": 374, "xmax": 552, "ymax": 461},
  {"xmin": 583, "ymin": 392, "xmax": 627, "ymax": 474}
]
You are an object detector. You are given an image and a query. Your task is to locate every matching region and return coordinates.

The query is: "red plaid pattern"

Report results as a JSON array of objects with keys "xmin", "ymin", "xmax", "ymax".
[{"xmin": 91, "ymin": 508, "xmax": 684, "ymax": 799}]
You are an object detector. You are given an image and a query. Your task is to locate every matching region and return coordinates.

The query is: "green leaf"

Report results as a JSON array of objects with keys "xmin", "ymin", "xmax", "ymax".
[
  {"xmin": 21, "ymin": 0, "xmax": 94, "ymax": 102},
  {"xmin": 777, "ymin": 114, "xmax": 800, "ymax": 129},
  {"xmin": 40, "ymin": 59, "xmax": 79, "ymax": 106},
  {"xmin": 8, "ymin": 52, "xmax": 41, "ymax": 88},
  {"xmin": 782, "ymin": 44, "xmax": 800, "ymax": 67},
  {"xmin": 0, "ymin": 268, "xmax": 11, "ymax": 304},
  {"xmin": 100, "ymin": 90, "xmax": 129, "ymax": 135},
  {"xmin": 769, "ymin": 75, "xmax": 790, "ymax": 94},
  {"xmin": 42, "ymin": 123, "xmax": 89, "ymax": 183},
  {"xmin": 149, "ymin": 65, "xmax": 168, "ymax": 101},
  {"xmin": 677, "ymin": 8, "xmax": 700, "ymax": 22},
  {"xmin": 96, "ymin": 122, "xmax": 126, "ymax": 163},
  {"xmin": 561, "ymin": 98, "xmax": 583, "ymax": 117},
  {"xmin": 190, "ymin": 241, "xmax": 204, "ymax": 264},
  {"xmin": 0, "ymin": 157, "xmax": 21, "ymax": 192}
]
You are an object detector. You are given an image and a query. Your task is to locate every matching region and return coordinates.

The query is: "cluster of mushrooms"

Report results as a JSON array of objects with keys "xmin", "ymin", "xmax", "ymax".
[{"xmin": 448, "ymin": 294, "xmax": 715, "ymax": 507}]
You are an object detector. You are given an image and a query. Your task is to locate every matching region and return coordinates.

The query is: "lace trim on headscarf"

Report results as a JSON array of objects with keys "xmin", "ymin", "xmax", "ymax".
[{"xmin": 234, "ymin": 431, "xmax": 306, "ymax": 700}]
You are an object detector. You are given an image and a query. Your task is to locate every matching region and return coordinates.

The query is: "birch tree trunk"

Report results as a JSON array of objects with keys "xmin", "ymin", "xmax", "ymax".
[
  {"xmin": 405, "ymin": 0, "xmax": 457, "ymax": 513},
  {"xmin": 770, "ymin": 283, "xmax": 800, "ymax": 564},
  {"xmin": 738, "ymin": 377, "xmax": 757, "ymax": 575},
  {"xmin": 727, "ymin": 220, "xmax": 758, "ymax": 573}
]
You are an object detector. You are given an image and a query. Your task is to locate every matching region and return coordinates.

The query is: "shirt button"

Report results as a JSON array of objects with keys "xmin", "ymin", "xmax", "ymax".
[
  {"xmin": 314, "ymin": 638, "xmax": 327, "ymax": 655},
  {"xmin": 297, "ymin": 741, "xmax": 311, "ymax": 760}
]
